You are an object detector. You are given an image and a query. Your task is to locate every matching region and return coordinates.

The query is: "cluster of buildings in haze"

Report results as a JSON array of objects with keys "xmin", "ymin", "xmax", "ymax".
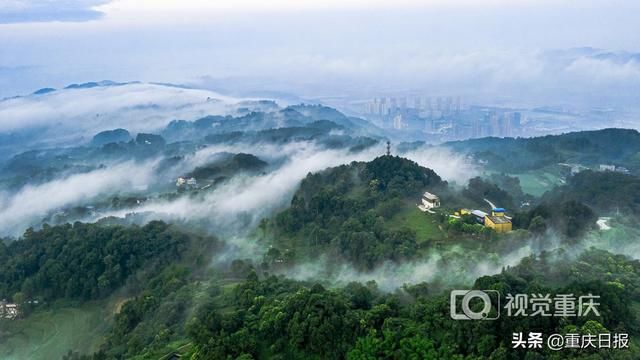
[
  {"xmin": 363, "ymin": 96, "xmax": 524, "ymax": 141},
  {"xmin": 366, "ymin": 96, "xmax": 463, "ymax": 118}
]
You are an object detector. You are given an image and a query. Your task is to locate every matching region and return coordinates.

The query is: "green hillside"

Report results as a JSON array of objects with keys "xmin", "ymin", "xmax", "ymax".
[
  {"xmin": 2, "ymin": 153, "xmax": 639, "ymax": 359},
  {"xmin": 446, "ymin": 128, "xmax": 640, "ymax": 173},
  {"xmin": 271, "ymin": 155, "xmax": 446, "ymax": 269}
]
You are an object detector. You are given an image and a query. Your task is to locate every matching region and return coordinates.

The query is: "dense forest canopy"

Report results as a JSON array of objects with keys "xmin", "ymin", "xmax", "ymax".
[
  {"xmin": 445, "ymin": 128, "xmax": 640, "ymax": 173},
  {"xmin": 2, "ymin": 127, "xmax": 640, "ymax": 360},
  {"xmin": 274, "ymin": 156, "xmax": 443, "ymax": 269},
  {"xmin": 64, "ymin": 248, "xmax": 640, "ymax": 360},
  {"xmin": 542, "ymin": 170, "xmax": 640, "ymax": 214},
  {"xmin": 0, "ymin": 221, "xmax": 213, "ymax": 303}
]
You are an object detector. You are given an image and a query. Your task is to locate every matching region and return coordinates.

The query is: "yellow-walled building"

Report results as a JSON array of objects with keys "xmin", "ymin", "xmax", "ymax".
[
  {"xmin": 454, "ymin": 208, "xmax": 471, "ymax": 217},
  {"xmin": 484, "ymin": 208, "xmax": 512, "ymax": 233}
]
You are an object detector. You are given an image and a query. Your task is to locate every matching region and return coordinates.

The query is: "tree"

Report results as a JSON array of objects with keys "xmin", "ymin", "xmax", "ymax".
[{"xmin": 528, "ymin": 215, "xmax": 547, "ymax": 234}]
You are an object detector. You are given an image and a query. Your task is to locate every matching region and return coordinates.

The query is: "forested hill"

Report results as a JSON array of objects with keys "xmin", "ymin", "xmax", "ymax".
[
  {"xmin": 0, "ymin": 221, "xmax": 214, "ymax": 303},
  {"xmin": 541, "ymin": 170, "xmax": 640, "ymax": 214},
  {"xmin": 273, "ymin": 155, "xmax": 445, "ymax": 269},
  {"xmin": 444, "ymin": 128, "xmax": 640, "ymax": 173},
  {"xmin": 182, "ymin": 248, "xmax": 640, "ymax": 360}
]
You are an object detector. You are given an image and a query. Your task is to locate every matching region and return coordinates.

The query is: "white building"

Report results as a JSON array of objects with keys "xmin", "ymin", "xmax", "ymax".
[
  {"xmin": 0, "ymin": 300, "xmax": 19, "ymax": 319},
  {"xmin": 392, "ymin": 114, "xmax": 408, "ymax": 130},
  {"xmin": 418, "ymin": 191, "xmax": 440, "ymax": 212},
  {"xmin": 176, "ymin": 177, "xmax": 197, "ymax": 188}
]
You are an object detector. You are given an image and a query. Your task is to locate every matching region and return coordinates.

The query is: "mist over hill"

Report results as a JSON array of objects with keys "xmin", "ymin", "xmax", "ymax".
[
  {"xmin": 1, "ymin": 83, "xmax": 640, "ymax": 359},
  {"xmin": 3, "ymin": 1, "xmax": 640, "ymax": 357},
  {"xmin": 0, "ymin": 81, "xmax": 276, "ymax": 160}
]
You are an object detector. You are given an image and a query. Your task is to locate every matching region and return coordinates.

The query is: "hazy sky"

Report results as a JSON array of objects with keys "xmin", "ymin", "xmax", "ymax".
[{"xmin": 1, "ymin": 0, "xmax": 639, "ymax": 100}]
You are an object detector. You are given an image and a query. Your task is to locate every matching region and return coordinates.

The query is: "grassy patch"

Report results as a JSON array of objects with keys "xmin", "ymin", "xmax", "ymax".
[
  {"xmin": 0, "ymin": 301, "xmax": 111, "ymax": 360},
  {"xmin": 514, "ymin": 171, "xmax": 564, "ymax": 196},
  {"xmin": 482, "ymin": 166, "xmax": 566, "ymax": 197},
  {"xmin": 388, "ymin": 207, "xmax": 445, "ymax": 243}
]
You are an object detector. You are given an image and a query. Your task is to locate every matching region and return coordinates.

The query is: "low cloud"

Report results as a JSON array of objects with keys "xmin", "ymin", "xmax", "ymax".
[
  {"xmin": 0, "ymin": 160, "xmax": 157, "ymax": 237},
  {"xmin": 83, "ymin": 139, "xmax": 481, "ymax": 280},
  {"xmin": 0, "ymin": 82, "xmax": 257, "ymax": 149},
  {"xmin": 95, "ymin": 140, "xmax": 476, "ymax": 235},
  {"xmin": 402, "ymin": 146, "xmax": 479, "ymax": 185},
  {"xmin": 283, "ymin": 243, "xmax": 534, "ymax": 291},
  {"xmin": 98, "ymin": 143, "xmax": 381, "ymax": 235},
  {"xmin": 564, "ymin": 56, "xmax": 640, "ymax": 86},
  {"xmin": 196, "ymin": 48, "xmax": 640, "ymax": 109}
]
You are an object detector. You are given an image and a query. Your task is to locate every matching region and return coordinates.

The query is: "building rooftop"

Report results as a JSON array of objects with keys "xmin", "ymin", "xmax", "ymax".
[
  {"xmin": 423, "ymin": 192, "xmax": 439, "ymax": 200},
  {"xmin": 486, "ymin": 215, "xmax": 511, "ymax": 224},
  {"xmin": 471, "ymin": 210, "xmax": 488, "ymax": 217},
  {"xmin": 492, "ymin": 208, "xmax": 505, "ymax": 212}
]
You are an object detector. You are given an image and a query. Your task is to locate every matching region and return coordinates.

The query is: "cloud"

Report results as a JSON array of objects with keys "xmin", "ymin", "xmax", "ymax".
[
  {"xmin": 564, "ymin": 57, "xmax": 640, "ymax": 85},
  {"xmin": 272, "ymin": 50, "xmax": 546, "ymax": 84},
  {"xmin": 245, "ymin": 49, "xmax": 640, "ymax": 97},
  {"xmin": 283, "ymin": 243, "xmax": 534, "ymax": 291},
  {"xmin": 0, "ymin": 0, "xmax": 111, "ymax": 24},
  {"xmin": 0, "ymin": 141, "xmax": 335, "ymax": 238},
  {"xmin": 0, "ymin": 160, "xmax": 157, "ymax": 237},
  {"xmin": 78, "ymin": 138, "xmax": 482, "ymax": 278},
  {"xmin": 180, "ymin": 141, "xmax": 321, "ymax": 172},
  {"xmin": 402, "ymin": 146, "xmax": 479, "ymax": 185},
  {"xmin": 176, "ymin": 48, "xmax": 640, "ymax": 109},
  {"xmin": 95, "ymin": 139, "xmax": 476, "ymax": 234},
  {"xmin": 0, "ymin": 82, "xmax": 255, "ymax": 149},
  {"xmin": 98, "ymin": 143, "xmax": 381, "ymax": 235},
  {"xmin": 97, "ymin": 0, "xmax": 556, "ymax": 20},
  {"xmin": 2, "ymin": 1, "xmax": 640, "ymax": 108}
]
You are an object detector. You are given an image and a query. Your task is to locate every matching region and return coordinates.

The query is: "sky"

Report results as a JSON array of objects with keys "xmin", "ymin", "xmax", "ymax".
[{"xmin": 1, "ymin": 0, "xmax": 639, "ymax": 102}]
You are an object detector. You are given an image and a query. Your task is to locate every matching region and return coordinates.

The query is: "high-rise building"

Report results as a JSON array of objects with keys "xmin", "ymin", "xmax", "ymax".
[
  {"xmin": 501, "ymin": 114, "xmax": 511, "ymax": 137},
  {"xmin": 399, "ymin": 97, "xmax": 407, "ymax": 109},
  {"xmin": 392, "ymin": 114, "xmax": 407, "ymax": 129},
  {"xmin": 414, "ymin": 97, "xmax": 422, "ymax": 110},
  {"xmin": 512, "ymin": 112, "xmax": 521, "ymax": 128},
  {"xmin": 366, "ymin": 98, "xmax": 376, "ymax": 114},
  {"xmin": 445, "ymin": 97, "xmax": 452, "ymax": 114},
  {"xmin": 380, "ymin": 98, "xmax": 388, "ymax": 115},
  {"xmin": 471, "ymin": 118, "xmax": 481, "ymax": 138}
]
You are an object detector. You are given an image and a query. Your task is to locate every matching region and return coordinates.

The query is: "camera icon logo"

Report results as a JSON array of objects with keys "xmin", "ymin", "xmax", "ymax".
[{"xmin": 450, "ymin": 290, "xmax": 500, "ymax": 320}]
